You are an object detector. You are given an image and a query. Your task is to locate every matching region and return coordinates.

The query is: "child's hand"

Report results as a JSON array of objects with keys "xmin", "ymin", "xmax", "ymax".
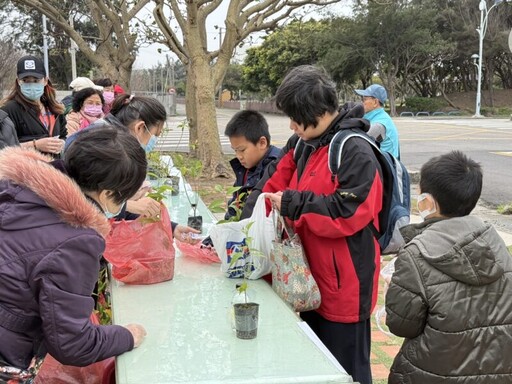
[
  {"xmin": 266, "ymin": 192, "xmax": 283, "ymax": 211},
  {"xmin": 175, "ymin": 225, "xmax": 202, "ymax": 244}
]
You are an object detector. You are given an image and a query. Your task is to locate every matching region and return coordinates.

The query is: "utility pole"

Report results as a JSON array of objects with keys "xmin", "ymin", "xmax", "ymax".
[
  {"xmin": 218, "ymin": 27, "xmax": 224, "ymax": 107},
  {"xmin": 69, "ymin": 14, "xmax": 77, "ymax": 80},
  {"xmin": 42, "ymin": 15, "xmax": 49, "ymax": 77},
  {"xmin": 473, "ymin": 0, "xmax": 508, "ymax": 118}
]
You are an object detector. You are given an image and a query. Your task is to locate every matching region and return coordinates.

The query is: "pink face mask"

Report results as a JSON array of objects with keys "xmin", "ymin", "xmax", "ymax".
[
  {"xmin": 83, "ymin": 104, "xmax": 103, "ymax": 117},
  {"xmin": 103, "ymin": 91, "xmax": 115, "ymax": 104}
]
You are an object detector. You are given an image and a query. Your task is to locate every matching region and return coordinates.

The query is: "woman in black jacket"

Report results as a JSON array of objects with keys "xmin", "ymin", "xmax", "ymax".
[{"xmin": 0, "ymin": 55, "xmax": 66, "ymax": 156}]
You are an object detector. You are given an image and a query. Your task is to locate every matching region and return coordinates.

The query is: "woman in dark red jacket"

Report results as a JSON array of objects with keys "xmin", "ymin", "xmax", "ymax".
[{"xmin": 0, "ymin": 127, "xmax": 147, "ymax": 382}]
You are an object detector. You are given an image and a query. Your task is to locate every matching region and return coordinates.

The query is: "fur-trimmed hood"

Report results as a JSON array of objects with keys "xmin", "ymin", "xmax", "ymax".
[{"xmin": 0, "ymin": 147, "xmax": 110, "ymax": 237}]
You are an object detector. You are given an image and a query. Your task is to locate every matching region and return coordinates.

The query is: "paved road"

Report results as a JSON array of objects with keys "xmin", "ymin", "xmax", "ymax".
[{"xmin": 161, "ymin": 106, "xmax": 512, "ymax": 208}]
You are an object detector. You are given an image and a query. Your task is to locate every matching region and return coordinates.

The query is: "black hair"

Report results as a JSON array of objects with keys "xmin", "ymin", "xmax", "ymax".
[
  {"xmin": 224, "ymin": 110, "xmax": 270, "ymax": 146},
  {"xmin": 274, "ymin": 65, "xmax": 339, "ymax": 129},
  {"xmin": 65, "ymin": 125, "xmax": 147, "ymax": 204},
  {"xmin": 94, "ymin": 78, "xmax": 113, "ymax": 88},
  {"xmin": 72, "ymin": 87, "xmax": 104, "ymax": 112},
  {"xmin": 110, "ymin": 94, "xmax": 166, "ymax": 130},
  {"xmin": 420, "ymin": 150, "xmax": 482, "ymax": 217}
]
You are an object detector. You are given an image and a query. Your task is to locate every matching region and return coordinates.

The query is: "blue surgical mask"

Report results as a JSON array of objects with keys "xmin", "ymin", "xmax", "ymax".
[
  {"xmin": 140, "ymin": 124, "xmax": 158, "ymax": 153},
  {"xmin": 145, "ymin": 135, "xmax": 158, "ymax": 153},
  {"xmin": 104, "ymin": 200, "xmax": 126, "ymax": 219},
  {"xmin": 20, "ymin": 83, "xmax": 44, "ymax": 101}
]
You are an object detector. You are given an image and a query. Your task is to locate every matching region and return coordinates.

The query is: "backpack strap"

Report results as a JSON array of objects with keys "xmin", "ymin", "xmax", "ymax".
[
  {"xmin": 328, "ymin": 130, "xmax": 390, "ymax": 242},
  {"xmin": 328, "ymin": 130, "xmax": 380, "ymax": 175}
]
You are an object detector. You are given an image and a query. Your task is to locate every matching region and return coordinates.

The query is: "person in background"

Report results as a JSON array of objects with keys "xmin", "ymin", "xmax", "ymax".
[
  {"xmin": 0, "ymin": 127, "xmax": 147, "ymax": 382},
  {"xmin": 354, "ymin": 84, "xmax": 400, "ymax": 158},
  {"xmin": 1, "ymin": 55, "xmax": 66, "ymax": 157},
  {"xmin": 264, "ymin": 65, "xmax": 383, "ymax": 384},
  {"xmin": 61, "ymin": 77, "xmax": 103, "ymax": 113},
  {"xmin": 94, "ymin": 78, "xmax": 115, "ymax": 114},
  {"xmin": 0, "ymin": 110, "xmax": 19, "ymax": 149},
  {"xmin": 223, "ymin": 110, "xmax": 281, "ymax": 221},
  {"xmin": 385, "ymin": 151, "xmax": 512, "ymax": 383},
  {"xmin": 65, "ymin": 94, "xmax": 200, "ymax": 243},
  {"xmin": 66, "ymin": 87, "xmax": 105, "ymax": 135},
  {"xmin": 114, "ymin": 84, "xmax": 125, "ymax": 97}
]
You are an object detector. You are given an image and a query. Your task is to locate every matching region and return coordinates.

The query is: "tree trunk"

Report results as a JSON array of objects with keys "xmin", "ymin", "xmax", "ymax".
[
  {"xmin": 185, "ymin": 70, "xmax": 198, "ymax": 157},
  {"xmin": 187, "ymin": 55, "xmax": 230, "ymax": 178}
]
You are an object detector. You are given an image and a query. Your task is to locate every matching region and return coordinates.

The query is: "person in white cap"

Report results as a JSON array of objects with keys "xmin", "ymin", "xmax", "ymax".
[
  {"xmin": 354, "ymin": 84, "xmax": 400, "ymax": 159},
  {"xmin": 1, "ymin": 55, "xmax": 66, "ymax": 156},
  {"xmin": 61, "ymin": 77, "xmax": 103, "ymax": 112}
]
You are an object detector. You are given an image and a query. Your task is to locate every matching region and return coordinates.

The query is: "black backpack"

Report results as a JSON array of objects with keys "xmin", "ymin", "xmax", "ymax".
[{"xmin": 294, "ymin": 129, "xmax": 410, "ymax": 254}]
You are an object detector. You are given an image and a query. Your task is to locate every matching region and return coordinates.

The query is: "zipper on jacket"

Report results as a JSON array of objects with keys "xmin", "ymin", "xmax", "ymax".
[
  {"xmin": 297, "ymin": 143, "xmax": 316, "ymax": 182},
  {"xmin": 332, "ymin": 252, "xmax": 341, "ymax": 289}
]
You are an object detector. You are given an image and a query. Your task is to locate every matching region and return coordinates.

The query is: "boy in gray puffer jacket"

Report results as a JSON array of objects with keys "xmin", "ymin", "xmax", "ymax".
[{"xmin": 386, "ymin": 150, "xmax": 512, "ymax": 384}]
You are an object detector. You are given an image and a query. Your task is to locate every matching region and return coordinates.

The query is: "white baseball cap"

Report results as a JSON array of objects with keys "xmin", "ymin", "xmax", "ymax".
[{"xmin": 69, "ymin": 77, "xmax": 103, "ymax": 92}]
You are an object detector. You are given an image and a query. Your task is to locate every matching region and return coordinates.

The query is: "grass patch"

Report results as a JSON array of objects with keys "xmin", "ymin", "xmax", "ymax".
[{"xmin": 497, "ymin": 204, "xmax": 512, "ymax": 215}]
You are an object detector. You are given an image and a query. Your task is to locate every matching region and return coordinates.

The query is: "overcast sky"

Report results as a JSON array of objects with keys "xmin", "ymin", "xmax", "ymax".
[{"xmin": 133, "ymin": 2, "xmax": 351, "ymax": 69}]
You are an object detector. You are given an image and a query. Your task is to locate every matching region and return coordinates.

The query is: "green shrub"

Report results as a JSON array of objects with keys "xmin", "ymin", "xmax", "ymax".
[
  {"xmin": 480, "ymin": 107, "xmax": 512, "ymax": 117},
  {"xmin": 405, "ymin": 97, "xmax": 446, "ymax": 113}
]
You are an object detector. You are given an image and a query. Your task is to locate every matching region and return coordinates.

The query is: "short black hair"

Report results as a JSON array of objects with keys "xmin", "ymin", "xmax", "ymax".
[
  {"xmin": 224, "ymin": 110, "xmax": 270, "ymax": 146},
  {"xmin": 94, "ymin": 78, "xmax": 113, "ymax": 88},
  {"xmin": 420, "ymin": 150, "xmax": 482, "ymax": 217},
  {"xmin": 110, "ymin": 94, "xmax": 166, "ymax": 129},
  {"xmin": 65, "ymin": 126, "xmax": 147, "ymax": 204},
  {"xmin": 72, "ymin": 87, "xmax": 104, "ymax": 112},
  {"xmin": 274, "ymin": 65, "xmax": 339, "ymax": 129}
]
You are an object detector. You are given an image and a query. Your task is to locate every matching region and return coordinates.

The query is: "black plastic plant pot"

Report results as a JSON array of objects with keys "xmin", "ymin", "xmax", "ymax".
[
  {"xmin": 187, "ymin": 215, "xmax": 203, "ymax": 231},
  {"xmin": 234, "ymin": 302, "xmax": 259, "ymax": 340},
  {"xmin": 164, "ymin": 176, "xmax": 180, "ymax": 196}
]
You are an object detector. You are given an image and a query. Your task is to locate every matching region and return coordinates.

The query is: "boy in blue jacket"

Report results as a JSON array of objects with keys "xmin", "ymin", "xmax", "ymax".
[{"xmin": 223, "ymin": 110, "xmax": 281, "ymax": 221}]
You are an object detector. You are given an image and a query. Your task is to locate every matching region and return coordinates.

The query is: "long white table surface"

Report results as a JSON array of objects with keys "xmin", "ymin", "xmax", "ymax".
[{"xmin": 111, "ymin": 166, "xmax": 354, "ymax": 383}]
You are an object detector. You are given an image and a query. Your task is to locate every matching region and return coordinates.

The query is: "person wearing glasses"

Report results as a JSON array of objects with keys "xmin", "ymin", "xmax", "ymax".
[
  {"xmin": 355, "ymin": 84, "xmax": 400, "ymax": 159},
  {"xmin": 0, "ymin": 56, "xmax": 66, "ymax": 156}
]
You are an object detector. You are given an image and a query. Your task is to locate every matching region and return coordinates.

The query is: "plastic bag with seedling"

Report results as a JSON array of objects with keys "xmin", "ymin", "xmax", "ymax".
[{"xmin": 375, "ymin": 257, "xmax": 397, "ymax": 336}]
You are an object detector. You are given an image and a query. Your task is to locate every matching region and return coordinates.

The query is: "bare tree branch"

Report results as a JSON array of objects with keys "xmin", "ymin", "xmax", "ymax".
[{"xmin": 153, "ymin": 0, "xmax": 188, "ymax": 63}]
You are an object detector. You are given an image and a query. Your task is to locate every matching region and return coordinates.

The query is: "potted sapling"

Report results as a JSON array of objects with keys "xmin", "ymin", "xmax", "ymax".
[{"xmin": 228, "ymin": 222, "xmax": 262, "ymax": 340}]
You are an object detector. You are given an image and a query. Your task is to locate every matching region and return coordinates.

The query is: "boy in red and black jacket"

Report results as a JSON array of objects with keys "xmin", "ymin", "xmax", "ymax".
[{"xmin": 264, "ymin": 65, "xmax": 384, "ymax": 384}]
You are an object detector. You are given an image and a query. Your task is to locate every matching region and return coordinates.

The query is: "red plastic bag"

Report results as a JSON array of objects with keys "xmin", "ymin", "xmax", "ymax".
[
  {"xmin": 175, "ymin": 240, "xmax": 220, "ymax": 263},
  {"xmin": 35, "ymin": 314, "xmax": 115, "ymax": 384},
  {"xmin": 104, "ymin": 204, "xmax": 175, "ymax": 284}
]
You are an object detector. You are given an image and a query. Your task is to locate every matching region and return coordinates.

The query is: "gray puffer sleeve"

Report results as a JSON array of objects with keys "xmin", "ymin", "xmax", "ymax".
[{"xmin": 385, "ymin": 247, "xmax": 428, "ymax": 339}]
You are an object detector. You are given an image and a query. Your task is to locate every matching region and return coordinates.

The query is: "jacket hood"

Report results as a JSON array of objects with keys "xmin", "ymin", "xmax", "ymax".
[
  {"xmin": 406, "ymin": 216, "xmax": 506, "ymax": 286},
  {"xmin": 0, "ymin": 147, "xmax": 110, "ymax": 237}
]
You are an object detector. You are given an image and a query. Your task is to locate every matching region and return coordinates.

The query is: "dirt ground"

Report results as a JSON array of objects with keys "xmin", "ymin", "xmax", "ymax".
[{"xmin": 444, "ymin": 88, "xmax": 512, "ymax": 112}]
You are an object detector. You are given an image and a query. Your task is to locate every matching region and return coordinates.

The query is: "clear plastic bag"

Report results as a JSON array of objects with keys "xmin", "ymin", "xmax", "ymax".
[{"xmin": 375, "ymin": 257, "xmax": 397, "ymax": 336}]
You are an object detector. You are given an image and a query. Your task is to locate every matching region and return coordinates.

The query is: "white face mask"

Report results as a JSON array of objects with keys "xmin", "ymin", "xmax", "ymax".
[{"xmin": 417, "ymin": 193, "xmax": 437, "ymax": 220}]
